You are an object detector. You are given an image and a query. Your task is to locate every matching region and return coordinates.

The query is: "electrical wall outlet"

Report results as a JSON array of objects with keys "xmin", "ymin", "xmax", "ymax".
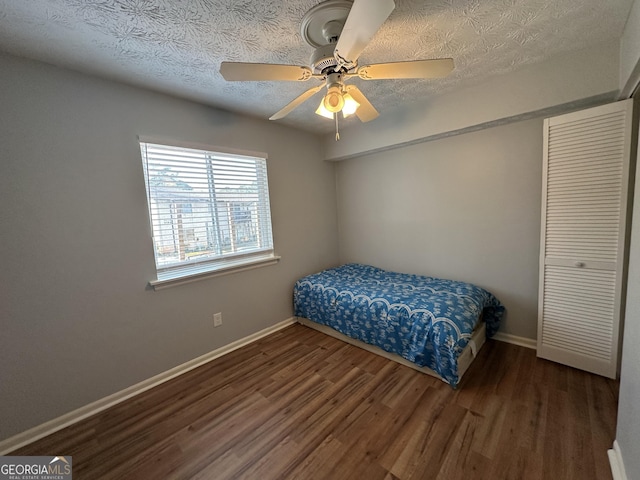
[{"xmin": 213, "ymin": 312, "xmax": 222, "ymax": 327}]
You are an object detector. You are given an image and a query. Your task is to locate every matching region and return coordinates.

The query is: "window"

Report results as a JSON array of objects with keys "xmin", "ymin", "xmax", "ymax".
[{"xmin": 139, "ymin": 140, "xmax": 278, "ymax": 287}]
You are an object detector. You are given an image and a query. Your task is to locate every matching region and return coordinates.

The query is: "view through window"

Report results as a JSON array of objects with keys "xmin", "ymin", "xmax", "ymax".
[{"xmin": 140, "ymin": 141, "xmax": 275, "ymax": 281}]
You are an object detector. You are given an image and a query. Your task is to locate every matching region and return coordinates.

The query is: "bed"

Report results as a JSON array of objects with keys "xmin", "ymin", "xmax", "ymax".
[{"xmin": 293, "ymin": 264, "xmax": 504, "ymax": 388}]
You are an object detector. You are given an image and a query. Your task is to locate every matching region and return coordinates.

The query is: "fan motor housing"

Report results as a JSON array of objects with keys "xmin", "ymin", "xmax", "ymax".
[
  {"xmin": 310, "ymin": 44, "xmax": 356, "ymax": 75},
  {"xmin": 310, "ymin": 44, "xmax": 338, "ymax": 74}
]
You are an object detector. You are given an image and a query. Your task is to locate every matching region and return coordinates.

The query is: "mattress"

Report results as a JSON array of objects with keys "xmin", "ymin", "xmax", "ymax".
[{"xmin": 293, "ymin": 263, "xmax": 505, "ymax": 387}]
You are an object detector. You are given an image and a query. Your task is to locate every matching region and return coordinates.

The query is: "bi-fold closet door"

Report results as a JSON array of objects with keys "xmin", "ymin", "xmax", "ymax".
[{"xmin": 537, "ymin": 99, "xmax": 634, "ymax": 378}]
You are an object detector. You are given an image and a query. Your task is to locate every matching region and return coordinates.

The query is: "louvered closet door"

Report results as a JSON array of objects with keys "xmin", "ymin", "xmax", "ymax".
[{"xmin": 538, "ymin": 100, "xmax": 633, "ymax": 378}]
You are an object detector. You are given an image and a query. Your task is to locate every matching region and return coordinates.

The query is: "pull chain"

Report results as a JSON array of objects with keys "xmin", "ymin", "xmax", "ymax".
[{"xmin": 335, "ymin": 112, "xmax": 340, "ymax": 141}]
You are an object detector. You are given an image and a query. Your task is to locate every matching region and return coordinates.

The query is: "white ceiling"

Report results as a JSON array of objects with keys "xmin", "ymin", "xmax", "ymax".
[{"xmin": 0, "ymin": 0, "xmax": 633, "ymax": 133}]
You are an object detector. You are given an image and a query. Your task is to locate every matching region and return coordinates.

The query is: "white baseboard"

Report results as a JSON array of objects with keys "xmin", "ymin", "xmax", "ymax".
[
  {"xmin": 608, "ymin": 440, "xmax": 628, "ymax": 480},
  {"xmin": 492, "ymin": 331, "xmax": 537, "ymax": 350},
  {"xmin": 0, "ymin": 317, "xmax": 297, "ymax": 455}
]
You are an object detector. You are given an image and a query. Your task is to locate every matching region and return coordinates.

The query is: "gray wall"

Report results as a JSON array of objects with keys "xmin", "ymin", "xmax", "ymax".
[
  {"xmin": 324, "ymin": 42, "xmax": 619, "ymax": 161},
  {"xmin": 621, "ymin": 0, "xmax": 640, "ymax": 95},
  {"xmin": 0, "ymin": 53, "xmax": 339, "ymax": 441},
  {"xmin": 335, "ymin": 119, "xmax": 543, "ymax": 339}
]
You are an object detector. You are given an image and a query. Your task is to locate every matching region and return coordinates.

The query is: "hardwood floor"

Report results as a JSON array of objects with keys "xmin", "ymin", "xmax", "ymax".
[{"xmin": 11, "ymin": 324, "xmax": 619, "ymax": 479}]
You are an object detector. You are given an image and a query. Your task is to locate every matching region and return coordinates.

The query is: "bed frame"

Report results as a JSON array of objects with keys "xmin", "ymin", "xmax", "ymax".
[{"xmin": 297, "ymin": 316, "xmax": 487, "ymax": 384}]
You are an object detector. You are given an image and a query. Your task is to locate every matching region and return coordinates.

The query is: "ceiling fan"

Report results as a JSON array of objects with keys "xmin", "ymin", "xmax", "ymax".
[{"xmin": 219, "ymin": 0, "xmax": 453, "ymax": 139}]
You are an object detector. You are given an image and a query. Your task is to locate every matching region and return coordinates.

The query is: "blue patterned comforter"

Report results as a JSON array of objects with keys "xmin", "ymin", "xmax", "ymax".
[{"xmin": 293, "ymin": 264, "xmax": 504, "ymax": 387}]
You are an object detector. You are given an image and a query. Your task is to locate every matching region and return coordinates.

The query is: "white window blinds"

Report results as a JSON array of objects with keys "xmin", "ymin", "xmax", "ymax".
[{"xmin": 140, "ymin": 141, "xmax": 275, "ymax": 284}]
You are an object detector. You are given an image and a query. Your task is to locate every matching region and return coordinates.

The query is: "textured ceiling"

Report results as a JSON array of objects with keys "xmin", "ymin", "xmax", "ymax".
[{"xmin": 0, "ymin": 0, "xmax": 633, "ymax": 133}]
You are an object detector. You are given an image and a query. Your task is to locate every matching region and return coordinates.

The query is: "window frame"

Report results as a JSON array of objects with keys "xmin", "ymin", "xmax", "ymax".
[{"xmin": 139, "ymin": 137, "xmax": 279, "ymax": 289}]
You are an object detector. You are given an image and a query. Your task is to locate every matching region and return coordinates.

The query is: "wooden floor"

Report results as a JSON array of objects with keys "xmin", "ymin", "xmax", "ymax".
[{"xmin": 12, "ymin": 324, "xmax": 619, "ymax": 480}]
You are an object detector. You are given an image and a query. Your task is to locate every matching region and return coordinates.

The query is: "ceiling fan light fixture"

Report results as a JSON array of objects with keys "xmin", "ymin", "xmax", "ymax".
[
  {"xmin": 342, "ymin": 93, "xmax": 360, "ymax": 117},
  {"xmin": 315, "ymin": 99, "xmax": 335, "ymax": 119},
  {"xmin": 317, "ymin": 89, "xmax": 360, "ymax": 120},
  {"xmin": 323, "ymin": 85, "xmax": 344, "ymax": 112}
]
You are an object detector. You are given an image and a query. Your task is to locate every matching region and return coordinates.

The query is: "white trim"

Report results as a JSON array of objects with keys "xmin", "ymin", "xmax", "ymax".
[
  {"xmin": 608, "ymin": 440, "xmax": 629, "ymax": 480},
  {"xmin": 492, "ymin": 332, "xmax": 537, "ymax": 350},
  {"xmin": 150, "ymin": 255, "xmax": 281, "ymax": 290},
  {"xmin": 0, "ymin": 317, "xmax": 297, "ymax": 455}
]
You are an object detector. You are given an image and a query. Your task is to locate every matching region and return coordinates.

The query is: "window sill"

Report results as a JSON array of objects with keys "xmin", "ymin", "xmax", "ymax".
[{"xmin": 149, "ymin": 255, "xmax": 281, "ymax": 290}]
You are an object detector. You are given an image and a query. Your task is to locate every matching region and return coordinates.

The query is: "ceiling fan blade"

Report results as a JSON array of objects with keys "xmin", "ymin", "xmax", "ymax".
[
  {"xmin": 269, "ymin": 85, "xmax": 324, "ymax": 120},
  {"xmin": 334, "ymin": 0, "xmax": 395, "ymax": 65},
  {"xmin": 220, "ymin": 62, "xmax": 313, "ymax": 81},
  {"xmin": 358, "ymin": 58, "xmax": 454, "ymax": 80},
  {"xmin": 345, "ymin": 85, "xmax": 379, "ymax": 122}
]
